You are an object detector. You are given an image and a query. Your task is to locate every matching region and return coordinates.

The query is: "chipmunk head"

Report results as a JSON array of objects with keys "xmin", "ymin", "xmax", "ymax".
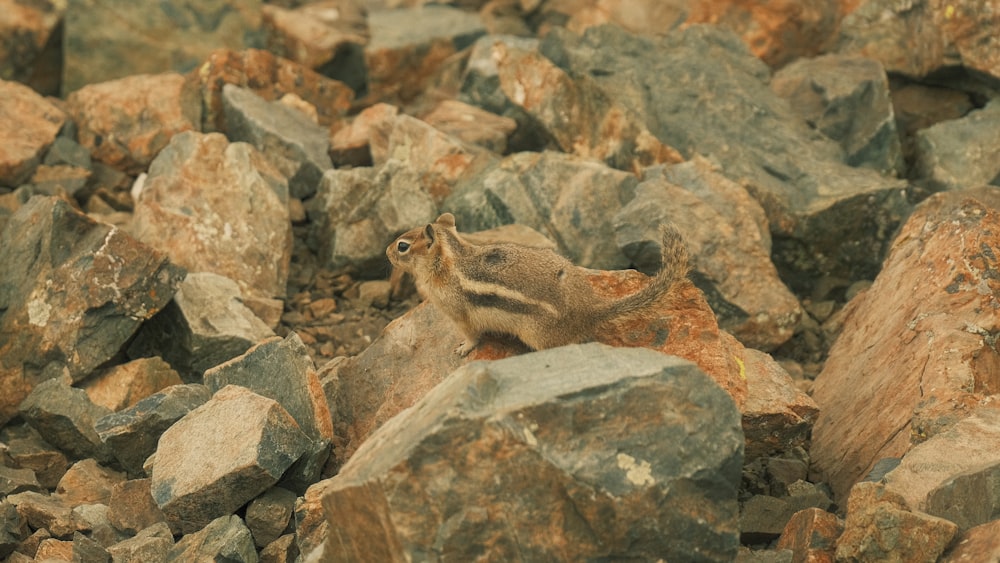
[{"xmin": 386, "ymin": 213, "xmax": 459, "ymax": 275}]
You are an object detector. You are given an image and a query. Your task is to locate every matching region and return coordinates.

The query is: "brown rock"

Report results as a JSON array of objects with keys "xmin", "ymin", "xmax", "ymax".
[
  {"xmin": 835, "ymin": 481, "xmax": 958, "ymax": 563},
  {"xmin": 293, "ymin": 479, "xmax": 333, "ymax": 560},
  {"xmin": 35, "ymin": 537, "xmax": 73, "ymax": 560},
  {"xmin": 55, "ymin": 459, "xmax": 125, "ymax": 507},
  {"xmin": 364, "ymin": 6, "xmax": 485, "ymax": 106},
  {"xmin": 131, "ymin": 131, "xmax": 292, "ymax": 301},
  {"xmin": 741, "ymin": 348, "xmax": 819, "ymax": 462},
  {"xmin": 328, "ymin": 102, "xmax": 399, "ymax": 167},
  {"xmin": 107, "ymin": 479, "xmax": 167, "ymax": 536},
  {"xmin": 0, "ymin": 79, "xmax": 65, "ymax": 187},
  {"xmin": 811, "ymin": 188, "xmax": 1000, "ymax": 501},
  {"xmin": 104, "ymin": 521, "xmax": 173, "ymax": 562},
  {"xmin": 941, "ymin": 519, "xmax": 1000, "ymax": 562},
  {"xmin": 775, "ymin": 507, "xmax": 842, "ymax": 563},
  {"xmin": 6, "ymin": 491, "xmax": 79, "ymax": 538},
  {"xmin": 245, "ymin": 487, "xmax": 296, "ymax": 547},
  {"xmin": 28, "ymin": 164, "xmax": 91, "ymax": 198},
  {"xmin": 322, "ymin": 344, "xmax": 743, "ymax": 561},
  {"xmin": 192, "ymin": 48, "xmax": 354, "ymax": 131},
  {"xmin": 66, "ymin": 73, "xmax": 202, "ymax": 174},
  {"xmin": 262, "ymin": 0, "xmax": 368, "ymax": 70},
  {"xmin": 494, "ymin": 42, "xmax": 683, "ymax": 173},
  {"xmin": 82, "ymin": 357, "xmax": 183, "ymax": 412},
  {"xmin": 0, "ymin": 424, "xmax": 69, "ymax": 490},
  {"xmin": 0, "ymin": 196, "xmax": 184, "ymax": 426},
  {"xmin": 882, "ymin": 405, "xmax": 1000, "ymax": 531},
  {"xmin": 419, "ymin": 99, "xmax": 518, "ymax": 153},
  {"xmin": 0, "ymin": 0, "xmax": 63, "ymax": 93},
  {"xmin": 260, "ymin": 534, "xmax": 298, "ymax": 563}
]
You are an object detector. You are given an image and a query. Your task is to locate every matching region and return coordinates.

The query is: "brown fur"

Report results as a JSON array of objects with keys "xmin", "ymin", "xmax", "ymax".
[{"xmin": 387, "ymin": 213, "xmax": 689, "ymax": 356}]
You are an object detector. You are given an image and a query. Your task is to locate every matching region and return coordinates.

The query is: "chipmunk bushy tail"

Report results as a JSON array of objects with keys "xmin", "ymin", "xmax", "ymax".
[{"xmin": 600, "ymin": 224, "xmax": 690, "ymax": 319}]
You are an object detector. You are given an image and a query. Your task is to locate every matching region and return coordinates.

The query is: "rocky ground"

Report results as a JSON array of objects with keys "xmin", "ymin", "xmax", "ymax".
[{"xmin": 2, "ymin": 0, "xmax": 1000, "ymax": 561}]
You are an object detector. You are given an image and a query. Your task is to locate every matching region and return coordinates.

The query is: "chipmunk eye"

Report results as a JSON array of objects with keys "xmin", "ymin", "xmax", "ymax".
[{"xmin": 397, "ymin": 241, "xmax": 411, "ymax": 253}]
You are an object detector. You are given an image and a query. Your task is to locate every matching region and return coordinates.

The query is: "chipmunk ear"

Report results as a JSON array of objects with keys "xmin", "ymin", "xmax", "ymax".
[
  {"xmin": 424, "ymin": 223, "xmax": 436, "ymax": 245},
  {"xmin": 436, "ymin": 213, "xmax": 456, "ymax": 228}
]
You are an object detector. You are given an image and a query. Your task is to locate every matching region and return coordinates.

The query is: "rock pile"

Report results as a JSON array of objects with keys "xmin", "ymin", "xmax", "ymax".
[{"xmin": 2, "ymin": 0, "xmax": 999, "ymax": 561}]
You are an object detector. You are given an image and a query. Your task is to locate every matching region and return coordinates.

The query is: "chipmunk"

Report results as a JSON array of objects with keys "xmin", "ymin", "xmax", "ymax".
[{"xmin": 386, "ymin": 213, "xmax": 689, "ymax": 356}]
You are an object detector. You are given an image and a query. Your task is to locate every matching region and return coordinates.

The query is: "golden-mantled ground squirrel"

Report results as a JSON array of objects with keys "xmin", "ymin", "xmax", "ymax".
[{"xmin": 387, "ymin": 213, "xmax": 689, "ymax": 356}]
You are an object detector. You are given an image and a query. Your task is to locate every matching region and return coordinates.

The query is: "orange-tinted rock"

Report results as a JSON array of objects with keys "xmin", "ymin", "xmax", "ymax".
[
  {"xmin": 66, "ymin": 73, "xmax": 201, "ymax": 174},
  {"xmin": 741, "ymin": 348, "xmax": 818, "ymax": 462},
  {"xmin": 0, "ymin": 0, "xmax": 63, "ymax": 94},
  {"xmin": 55, "ymin": 459, "xmax": 125, "ymax": 507},
  {"xmin": 82, "ymin": 357, "xmax": 183, "ymax": 412},
  {"xmin": 419, "ymin": 99, "xmax": 517, "ymax": 153},
  {"xmin": 262, "ymin": 1, "xmax": 368, "ymax": 70},
  {"xmin": 0, "ymin": 79, "xmax": 65, "ymax": 187},
  {"xmin": 192, "ymin": 48, "xmax": 353, "ymax": 131},
  {"xmin": 811, "ymin": 188, "xmax": 1000, "ymax": 501},
  {"xmin": 107, "ymin": 479, "xmax": 168, "ymax": 535},
  {"xmin": 941, "ymin": 519, "xmax": 1000, "ymax": 562},
  {"xmin": 775, "ymin": 507, "xmax": 842, "ymax": 563},
  {"xmin": 328, "ymin": 102, "xmax": 398, "ymax": 167}
]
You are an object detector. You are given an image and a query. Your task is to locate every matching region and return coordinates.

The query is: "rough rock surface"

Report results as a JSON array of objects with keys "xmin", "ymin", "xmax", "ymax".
[
  {"xmin": 321, "ymin": 344, "xmax": 743, "ymax": 561},
  {"xmin": 942, "ymin": 519, "xmax": 1000, "ymax": 562},
  {"xmin": 131, "ymin": 131, "xmax": 292, "ymax": 301},
  {"xmin": 82, "ymin": 356, "xmax": 183, "ymax": 413},
  {"xmin": 166, "ymin": 514, "xmax": 258, "ymax": 563},
  {"xmin": 914, "ymin": 98, "xmax": 1000, "ymax": 191},
  {"xmin": 0, "ymin": 197, "xmax": 183, "ymax": 426},
  {"xmin": 811, "ymin": 188, "xmax": 1000, "ymax": 501},
  {"xmin": 149, "ymin": 385, "xmax": 311, "ymax": 534},
  {"xmin": 18, "ymin": 380, "xmax": 113, "ymax": 464},
  {"xmin": 66, "ymin": 73, "xmax": 202, "ymax": 174},
  {"xmin": 0, "ymin": 79, "xmax": 65, "ymax": 187}
]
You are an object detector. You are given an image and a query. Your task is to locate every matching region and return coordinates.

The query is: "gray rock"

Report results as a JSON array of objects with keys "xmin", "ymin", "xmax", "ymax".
[
  {"xmin": 772, "ymin": 54, "xmax": 903, "ymax": 176},
  {"xmin": 63, "ymin": 0, "xmax": 265, "ymax": 94},
  {"xmin": 18, "ymin": 379, "xmax": 113, "ymax": 463},
  {"xmin": 72, "ymin": 502, "xmax": 122, "ymax": 547},
  {"xmin": 43, "ymin": 137, "xmax": 92, "ymax": 170},
  {"xmin": 204, "ymin": 334, "xmax": 333, "ymax": 491},
  {"xmin": 0, "ymin": 465, "xmax": 42, "ymax": 496},
  {"xmin": 245, "ymin": 487, "xmax": 296, "ymax": 548},
  {"xmin": 221, "ymin": 84, "xmax": 332, "ymax": 199},
  {"xmin": 150, "ymin": 385, "xmax": 311, "ymax": 534},
  {"xmin": 322, "ymin": 343, "xmax": 743, "ymax": 561},
  {"xmin": 166, "ymin": 514, "xmax": 258, "ymax": 563},
  {"xmin": 105, "ymin": 521, "xmax": 173, "ymax": 563},
  {"xmin": 0, "ymin": 424, "xmax": 69, "ymax": 489},
  {"xmin": 617, "ymin": 157, "xmax": 802, "ymax": 351},
  {"xmin": 914, "ymin": 98, "xmax": 1000, "ymax": 191},
  {"xmin": 72, "ymin": 532, "xmax": 109, "ymax": 563},
  {"xmin": 0, "ymin": 501, "xmax": 26, "ymax": 558},
  {"xmin": 96, "ymin": 384, "xmax": 212, "ymax": 476},
  {"xmin": 740, "ymin": 495, "xmax": 797, "ymax": 543},
  {"xmin": 0, "ymin": 196, "xmax": 184, "ymax": 426},
  {"xmin": 537, "ymin": 24, "xmax": 912, "ymax": 293},
  {"xmin": 445, "ymin": 150, "xmax": 638, "ymax": 270},
  {"xmin": 128, "ymin": 273, "xmax": 275, "ymax": 380},
  {"xmin": 130, "ymin": 131, "xmax": 292, "ymax": 302}
]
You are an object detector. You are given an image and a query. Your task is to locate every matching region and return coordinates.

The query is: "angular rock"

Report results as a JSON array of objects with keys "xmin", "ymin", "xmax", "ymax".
[
  {"xmin": 617, "ymin": 157, "xmax": 803, "ymax": 350},
  {"xmin": 44, "ymin": 137, "xmax": 93, "ymax": 170},
  {"xmin": 192, "ymin": 48, "xmax": 354, "ymax": 131},
  {"xmin": 365, "ymin": 5, "xmax": 485, "ymax": 105},
  {"xmin": 245, "ymin": 487, "xmax": 295, "ymax": 548},
  {"xmin": 775, "ymin": 507, "xmax": 842, "ymax": 562},
  {"xmin": 771, "ymin": 54, "xmax": 903, "ymax": 175},
  {"xmin": 56, "ymin": 459, "xmax": 125, "ymax": 506},
  {"xmin": 72, "ymin": 502, "xmax": 121, "ymax": 547},
  {"xmin": 0, "ymin": 501, "xmax": 25, "ymax": 558},
  {"xmin": 740, "ymin": 495, "xmax": 798, "ymax": 543},
  {"xmin": 835, "ymin": 481, "xmax": 957, "ymax": 563},
  {"xmin": 0, "ymin": 0, "xmax": 63, "ymax": 93},
  {"xmin": 0, "ymin": 79, "xmax": 65, "ymax": 187},
  {"xmin": 914, "ymin": 98, "xmax": 1000, "ymax": 191},
  {"xmin": 72, "ymin": 532, "xmax": 109, "ymax": 563},
  {"xmin": 128, "ymin": 273, "xmax": 275, "ymax": 379},
  {"xmin": 82, "ymin": 357, "xmax": 184, "ymax": 412},
  {"xmin": 221, "ymin": 84, "xmax": 333, "ymax": 199},
  {"xmin": 293, "ymin": 479, "xmax": 333, "ymax": 561},
  {"xmin": 167, "ymin": 514, "xmax": 257, "ymax": 563},
  {"xmin": 537, "ymin": 24, "xmax": 912, "ymax": 293},
  {"xmin": 62, "ymin": 0, "xmax": 264, "ymax": 94},
  {"xmin": 66, "ymin": 73, "xmax": 202, "ymax": 174},
  {"xmin": 95, "ymin": 384, "xmax": 212, "ymax": 477},
  {"xmin": 204, "ymin": 333, "xmax": 333, "ymax": 490},
  {"xmin": 0, "ymin": 424, "xmax": 69, "ymax": 489},
  {"xmin": 262, "ymin": 0, "xmax": 368, "ymax": 72},
  {"xmin": 835, "ymin": 0, "xmax": 1000, "ymax": 81},
  {"xmin": 105, "ymin": 521, "xmax": 173, "ymax": 563},
  {"xmin": 740, "ymin": 348, "xmax": 818, "ymax": 461},
  {"xmin": 26, "ymin": 164, "xmax": 91, "ymax": 198},
  {"xmin": 811, "ymin": 188, "xmax": 1000, "ymax": 501},
  {"xmin": 323, "ymin": 344, "xmax": 743, "ymax": 561},
  {"xmin": 107, "ymin": 479, "xmax": 167, "ymax": 536},
  {"xmin": 259, "ymin": 534, "xmax": 298, "ymax": 563},
  {"xmin": 0, "ymin": 196, "xmax": 184, "ymax": 426},
  {"xmin": 493, "ymin": 42, "xmax": 683, "ymax": 173},
  {"xmin": 882, "ymin": 406, "xmax": 1000, "ymax": 531},
  {"xmin": 306, "ymin": 163, "xmax": 437, "ymax": 274},
  {"xmin": 18, "ymin": 379, "xmax": 113, "ymax": 463},
  {"xmin": 445, "ymin": 151, "xmax": 639, "ymax": 270},
  {"xmin": 131, "ymin": 131, "xmax": 292, "ymax": 301},
  {"xmin": 419, "ymin": 99, "xmax": 518, "ymax": 153},
  {"xmin": 942, "ymin": 519, "xmax": 1000, "ymax": 562},
  {"xmin": 150, "ymin": 385, "xmax": 311, "ymax": 534},
  {"xmin": 0, "ymin": 466, "xmax": 41, "ymax": 497},
  {"xmin": 328, "ymin": 102, "xmax": 398, "ymax": 167},
  {"xmin": 5, "ymin": 491, "xmax": 79, "ymax": 538},
  {"xmin": 36, "ymin": 538, "xmax": 73, "ymax": 560}
]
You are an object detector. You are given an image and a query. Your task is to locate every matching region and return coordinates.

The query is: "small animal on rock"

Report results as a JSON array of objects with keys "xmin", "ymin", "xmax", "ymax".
[{"xmin": 386, "ymin": 213, "xmax": 689, "ymax": 356}]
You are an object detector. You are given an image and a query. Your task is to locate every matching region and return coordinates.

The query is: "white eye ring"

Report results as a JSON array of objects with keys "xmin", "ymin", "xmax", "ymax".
[{"xmin": 397, "ymin": 241, "xmax": 411, "ymax": 253}]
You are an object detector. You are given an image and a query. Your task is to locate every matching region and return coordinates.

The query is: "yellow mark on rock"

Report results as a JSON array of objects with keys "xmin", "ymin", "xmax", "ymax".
[
  {"xmin": 616, "ymin": 453, "xmax": 655, "ymax": 486},
  {"xmin": 945, "ymin": 4, "xmax": 955, "ymax": 19},
  {"xmin": 734, "ymin": 355, "xmax": 746, "ymax": 380}
]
